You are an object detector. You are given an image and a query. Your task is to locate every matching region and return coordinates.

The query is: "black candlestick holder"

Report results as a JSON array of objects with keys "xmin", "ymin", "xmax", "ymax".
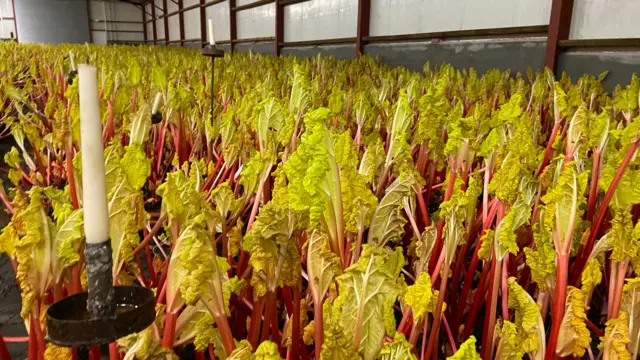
[
  {"xmin": 201, "ymin": 45, "xmax": 225, "ymax": 125},
  {"xmin": 46, "ymin": 241, "xmax": 155, "ymax": 347}
]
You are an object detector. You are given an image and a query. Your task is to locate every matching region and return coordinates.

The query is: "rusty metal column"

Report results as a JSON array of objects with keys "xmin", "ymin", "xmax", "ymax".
[
  {"xmin": 199, "ymin": 0, "xmax": 206, "ymax": 47},
  {"xmin": 85, "ymin": 0, "xmax": 92, "ymax": 43},
  {"xmin": 544, "ymin": 0, "xmax": 574, "ymax": 73},
  {"xmin": 10, "ymin": 0, "xmax": 17, "ymax": 42},
  {"xmin": 142, "ymin": 3, "xmax": 148, "ymax": 43},
  {"xmin": 151, "ymin": 0, "xmax": 158, "ymax": 44},
  {"xmin": 275, "ymin": 0, "xmax": 283, "ymax": 56},
  {"xmin": 163, "ymin": 0, "xmax": 169, "ymax": 45},
  {"xmin": 229, "ymin": 0, "xmax": 236, "ymax": 52},
  {"xmin": 356, "ymin": 0, "xmax": 370, "ymax": 57},
  {"xmin": 178, "ymin": 0, "xmax": 185, "ymax": 46}
]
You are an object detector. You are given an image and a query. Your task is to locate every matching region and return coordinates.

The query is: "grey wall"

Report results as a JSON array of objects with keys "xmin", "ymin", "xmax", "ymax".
[
  {"xmin": 15, "ymin": 0, "xmax": 90, "ymax": 44},
  {"xmin": 365, "ymin": 39, "xmax": 547, "ymax": 76},
  {"xmin": 557, "ymin": 51, "xmax": 640, "ymax": 91},
  {"xmin": 281, "ymin": 44, "xmax": 357, "ymax": 60}
]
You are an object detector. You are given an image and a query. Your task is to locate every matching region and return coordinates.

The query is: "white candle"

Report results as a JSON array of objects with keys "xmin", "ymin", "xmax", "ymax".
[
  {"xmin": 151, "ymin": 92, "xmax": 162, "ymax": 114},
  {"xmin": 207, "ymin": 19, "xmax": 216, "ymax": 46},
  {"xmin": 69, "ymin": 51, "xmax": 76, "ymax": 71},
  {"xmin": 78, "ymin": 64, "xmax": 109, "ymax": 245}
]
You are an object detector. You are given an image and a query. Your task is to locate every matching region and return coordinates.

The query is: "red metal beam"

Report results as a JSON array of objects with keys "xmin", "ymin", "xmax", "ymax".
[
  {"xmin": 544, "ymin": 0, "xmax": 574, "ymax": 72},
  {"xmin": 151, "ymin": 0, "xmax": 158, "ymax": 44},
  {"xmin": 178, "ymin": 0, "xmax": 185, "ymax": 46},
  {"xmin": 11, "ymin": 0, "xmax": 17, "ymax": 42},
  {"xmin": 162, "ymin": 0, "xmax": 169, "ymax": 45},
  {"xmin": 229, "ymin": 0, "xmax": 237, "ymax": 51},
  {"xmin": 142, "ymin": 3, "xmax": 148, "ymax": 42},
  {"xmin": 275, "ymin": 0, "xmax": 283, "ymax": 56},
  {"xmin": 86, "ymin": 0, "xmax": 92, "ymax": 43},
  {"xmin": 356, "ymin": 0, "xmax": 370, "ymax": 56},
  {"xmin": 199, "ymin": 0, "xmax": 206, "ymax": 48}
]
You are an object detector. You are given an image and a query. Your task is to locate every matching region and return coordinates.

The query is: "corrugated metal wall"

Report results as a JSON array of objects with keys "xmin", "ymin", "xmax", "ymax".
[
  {"xmin": 569, "ymin": 0, "xmax": 640, "ymax": 40},
  {"xmin": 284, "ymin": 0, "xmax": 357, "ymax": 42},
  {"xmin": 14, "ymin": 0, "xmax": 90, "ymax": 44},
  {"xmin": 369, "ymin": 0, "xmax": 551, "ymax": 36},
  {"xmin": 90, "ymin": 1, "xmax": 145, "ymax": 45}
]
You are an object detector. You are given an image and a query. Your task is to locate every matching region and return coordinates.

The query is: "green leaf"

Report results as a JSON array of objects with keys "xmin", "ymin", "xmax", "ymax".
[
  {"xmin": 404, "ymin": 272, "xmax": 438, "ymax": 322},
  {"xmin": 556, "ymin": 287, "xmax": 591, "ymax": 357},
  {"xmin": 385, "ymin": 90, "xmax": 413, "ymax": 168},
  {"xmin": 378, "ymin": 333, "xmax": 416, "ymax": 360},
  {"xmin": 447, "ymin": 336, "xmax": 481, "ymax": 360},
  {"xmin": 599, "ymin": 312, "xmax": 632, "ymax": 360},
  {"xmin": 253, "ymin": 341, "xmax": 283, "ymax": 360},
  {"xmin": 367, "ymin": 176, "xmax": 413, "ymax": 247},
  {"xmin": 121, "ymin": 143, "xmax": 151, "ymax": 191},
  {"xmin": 507, "ymin": 278, "xmax": 546, "ymax": 359},
  {"xmin": 495, "ymin": 199, "xmax": 531, "ymax": 260},
  {"xmin": 306, "ymin": 230, "xmax": 342, "ymax": 303},
  {"xmin": 334, "ymin": 245, "xmax": 404, "ymax": 360},
  {"xmin": 621, "ymin": 278, "xmax": 640, "ymax": 359}
]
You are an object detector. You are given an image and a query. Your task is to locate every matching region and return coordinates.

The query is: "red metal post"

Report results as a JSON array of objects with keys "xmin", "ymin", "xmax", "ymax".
[
  {"xmin": 229, "ymin": 0, "xmax": 236, "ymax": 52},
  {"xmin": 163, "ymin": 0, "xmax": 169, "ymax": 45},
  {"xmin": 151, "ymin": 0, "xmax": 158, "ymax": 44},
  {"xmin": 544, "ymin": 0, "xmax": 574, "ymax": 72},
  {"xmin": 85, "ymin": 0, "xmax": 92, "ymax": 43},
  {"xmin": 10, "ymin": 0, "xmax": 17, "ymax": 42},
  {"xmin": 356, "ymin": 0, "xmax": 370, "ymax": 57},
  {"xmin": 142, "ymin": 3, "xmax": 148, "ymax": 43},
  {"xmin": 275, "ymin": 0, "xmax": 283, "ymax": 56},
  {"xmin": 199, "ymin": 0, "xmax": 206, "ymax": 47},
  {"xmin": 178, "ymin": 0, "xmax": 185, "ymax": 46}
]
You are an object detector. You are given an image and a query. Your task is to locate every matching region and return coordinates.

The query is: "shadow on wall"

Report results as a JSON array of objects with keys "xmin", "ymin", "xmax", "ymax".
[
  {"xmin": 233, "ymin": 38, "xmax": 639, "ymax": 92},
  {"xmin": 558, "ymin": 51, "xmax": 640, "ymax": 92}
]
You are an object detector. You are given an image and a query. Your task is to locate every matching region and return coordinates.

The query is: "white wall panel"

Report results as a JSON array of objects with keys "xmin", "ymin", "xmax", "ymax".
[
  {"xmin": 0, "ymin": 0, "xmax": 12, "ymax": 16},
  {"xmin": 167, "ymin": 0, "xmax": 178, "ymax": 14},
  {"xmin": 154, "ymin": 0, "xmax": 165, "ymax": 40},
  {"xmin": 237, "ymin": 3, "xmax": 274, "ymax": 39},
  {"xmin": 237, "ymin": 0, "xmax": 260, "ymax": 6},
  {"xmin": 168, "ymin": 15, "xmax": 180, "ymax": 40},
  {"xmin": 370, "ymin": 0, "xmax": 551, "ymax": 37},
  {"xmin": 0, "ymin": 19, "xmax": 15, "ymax": 39},
  {"xmin": 146, "ymin": 21, "xmax": 153, "ymax": 40},
  {"xmin": 205, "ymin": 2, "xmax": 230, "ymax": 42},
  {"xmin": 90, "ymin": 1, "xmax": 106, "ymax": 20},
  {"xmin": 570, "ymin": 0, "xmax": 639, "ymax": 40},
  {"xmin": 184, "ymin": 8, "xmax": 200, "ymax": 39},
  {"xmin": 156, "ymin": 19, "xmax": 165, "ymax": 39},
  {"xmin": 111, "ymin": 2, "xmax": 141, "ymax": 22},
  {"xmin": 92, "ymin": 31, "xmax": 107, "ymax": 45},
  {"xmin": 0, "ymin": 0, "xmax": 14, "ymax": 39},
  {"xmin": 284, "ymin": 0, "xmax": 357, "ymax": 42},
  {"xmin": 185, "ymin": 0, "xmax": 200, "ymax": 7}
]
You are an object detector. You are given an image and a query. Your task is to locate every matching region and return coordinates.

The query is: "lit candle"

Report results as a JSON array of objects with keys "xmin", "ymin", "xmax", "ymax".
[
  {"xmin": 78, "ymin": 64, "xmax": 109, "ymax": 245},
  {"xmin": 69, "ymin": 51, "xmax": 76, "ymax": 71},
  {"xmin": 208, "ymin": 19, "xmax": 216, "ymax": 46},
  {"xmin": 151, "ymin": 92, "xmax": 162, "ymax": 114}
]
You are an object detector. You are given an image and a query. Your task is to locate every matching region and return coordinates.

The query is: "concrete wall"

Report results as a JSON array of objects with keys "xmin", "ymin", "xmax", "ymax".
[
  {"xmin": 558, "ymin": 51, "xmax": 640, "ymax": 91},
  {"xmin": 14, "ymin": 0, "xmax": 90, "ymax": 44},
  {"xmin": 365, "ymin": 38, "xmax": 547, "ymax": 75}
]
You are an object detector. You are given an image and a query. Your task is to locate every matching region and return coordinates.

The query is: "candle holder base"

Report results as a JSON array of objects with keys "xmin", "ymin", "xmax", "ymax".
[
  {"xmin": 201, "ymin": 45, "xmax": 225, "ymax": 58},
  {"xmin": 46, "ymin": 286, "xmax": 156, "ymax": 348}
]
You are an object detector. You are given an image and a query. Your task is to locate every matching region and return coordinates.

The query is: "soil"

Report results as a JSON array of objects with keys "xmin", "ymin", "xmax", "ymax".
[{"xmin": 0, "ymin": 139, "xmax": 28, "ymax": 359}]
